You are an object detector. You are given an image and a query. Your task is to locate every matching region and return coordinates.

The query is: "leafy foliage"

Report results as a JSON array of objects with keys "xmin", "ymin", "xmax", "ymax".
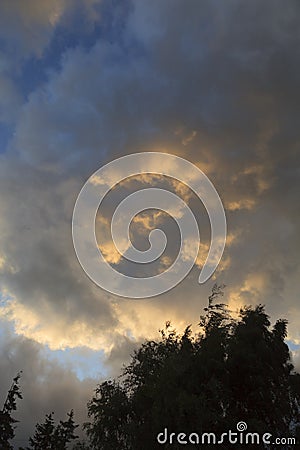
[
  {"xmin": 84, "ymin": 285, "xmax": 300, "ymax": 449},
  {"xmin": 2, "ymin": 286, "xmax": 300, "ymax": 449}
]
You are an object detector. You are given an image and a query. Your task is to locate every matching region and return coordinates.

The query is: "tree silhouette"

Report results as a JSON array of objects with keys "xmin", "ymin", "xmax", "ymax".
[
  {"xmin": 25, "ymin": 410, "xmax": 78, "ymax": 450},
  {"xmin": 0, "ymin": 371, "xmax": 23, "ymax": 450},
  {"xmin": 2, "ymin": 286, "xmax": 300, "ymax": 449},
  {"xmin": 0, "ymin": 372, "xmax": 79, "ymax": 450},
  {"xmin": 84, "ymin": 285, "xmax": 300, "ymax": 449},
  {"xmin": 227, "ymin": 305, "xmax": 293, "ymax": 434}
]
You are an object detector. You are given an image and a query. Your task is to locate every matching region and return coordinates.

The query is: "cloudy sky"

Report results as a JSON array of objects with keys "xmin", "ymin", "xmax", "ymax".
[{"xmin": 0, "ymin": 0, "xmax": 299, "ymax": 445}]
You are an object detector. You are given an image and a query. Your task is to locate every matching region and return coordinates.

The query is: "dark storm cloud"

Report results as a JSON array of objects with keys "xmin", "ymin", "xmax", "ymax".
[{"xmin": 0, "ymin": 0, "xmax": 300, "ymax": 440}]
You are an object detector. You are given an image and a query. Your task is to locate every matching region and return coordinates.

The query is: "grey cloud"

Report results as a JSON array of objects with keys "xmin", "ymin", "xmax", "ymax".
[
  {"xmin": 104, "ymin": 334, "xmax": 143, "ymax": 378},
  {"xmin": 0, "ymin": 0, "xmax": 299, "ymax": 429},
  {"xmin": 0, "ymin": 320, "xmax": 96, "ymax": 447},
  {"xmin": 0, "ymin": 0, "xmax": 102, "ymax": 58},
  {"xmin": 0, "ymin": 75, "xmax": 22, "ymax": 125}
]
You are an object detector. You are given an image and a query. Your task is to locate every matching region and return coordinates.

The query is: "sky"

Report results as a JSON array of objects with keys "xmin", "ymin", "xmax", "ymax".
[{"xmin": 0, "ymin": 0, "xmax": 299, "ymax": 445}]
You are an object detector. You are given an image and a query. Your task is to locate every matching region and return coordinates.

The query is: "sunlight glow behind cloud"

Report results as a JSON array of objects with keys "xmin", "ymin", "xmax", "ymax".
[{"xmin": 0, "ymin": 0, "xmax": 299, "ymax": 441}]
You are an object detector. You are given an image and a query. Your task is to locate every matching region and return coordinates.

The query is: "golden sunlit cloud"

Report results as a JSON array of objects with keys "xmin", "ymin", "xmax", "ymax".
[{"xmin": 226, "ymin": 199, "xmax": 256, "ymax": 211}]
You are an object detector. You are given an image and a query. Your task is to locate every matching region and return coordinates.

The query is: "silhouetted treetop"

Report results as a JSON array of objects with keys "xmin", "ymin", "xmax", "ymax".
[
  {"xmin": 0, "ymin": 371, "xmax": 23, "ymax": 450},
  {"xmin": 84, "ymin": 286, "xmax": 300, "ymax": 449}
]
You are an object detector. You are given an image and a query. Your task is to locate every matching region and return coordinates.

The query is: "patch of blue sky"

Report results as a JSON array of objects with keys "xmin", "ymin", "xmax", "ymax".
[
  {"xmin": 13, "ymin": 33, "xmax": 95, "ymax": 99},
  {"xmin": 12, "ymin": 0, "xmax": 143, "ymax": 100},
  {"xmin": 286, "ymin": 340, "xmax": 300, "ymax": 351},
  {"xmin": 0, "ymin": 291, "xmax": 107, "ymax": 382},
  {"xmin": 0, "ymin": 122, "xmax": 14, "ymax": 154},
  {"xmin": 43, "ymin": 346, "xmax": 108, "ymax": 381},
  {"xmin": 0, "ymin": 289, "xmax": 13, "ymax": 307}
]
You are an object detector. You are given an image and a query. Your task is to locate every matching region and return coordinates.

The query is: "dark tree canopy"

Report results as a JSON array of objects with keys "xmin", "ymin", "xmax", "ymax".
[
  {"xmin": 2, "ymin": 286, "xmax": 300, "ymax": 449},
  {"xmin": 84, "ymin": 286, "xmax": 300, "ymax": 449}
]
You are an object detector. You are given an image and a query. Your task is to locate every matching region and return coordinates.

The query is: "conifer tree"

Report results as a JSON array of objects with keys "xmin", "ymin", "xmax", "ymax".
[
  {"xmin": 0, "ymin": 372, "xmax": 23, "ymax": 450},
  {"xmin": 27, "ymin": 410, "xmax": 78, "ymax": 450}
]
